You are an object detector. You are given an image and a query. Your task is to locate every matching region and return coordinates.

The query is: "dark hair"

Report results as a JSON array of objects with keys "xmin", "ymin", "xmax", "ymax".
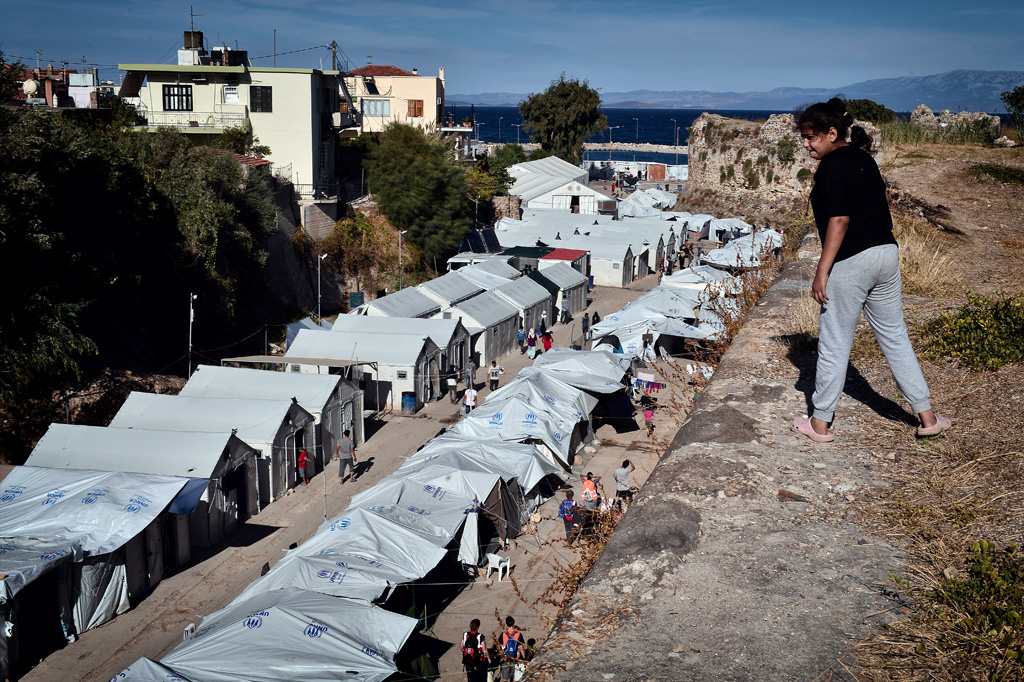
[
  {"xmin": 470, "ymin": 618, "xmax": 481, "ymax": 630},
  {"xmin": 795, "ymin": 97, "xmax": 873, "ymax": 153},
  {"xmin": 505, "ymin": 616, "xmax": 516, "ymax": 627},
  {"xmin": 622, "ymin": 459, "xmax": 630, "ymax": 468},
  {"xmin": 343, "ymin": 429, "xmax": 351, "ymax": 437},
  {"xmin": 565, "ymin": 490, "xmax": 574, "ymax": 499}
]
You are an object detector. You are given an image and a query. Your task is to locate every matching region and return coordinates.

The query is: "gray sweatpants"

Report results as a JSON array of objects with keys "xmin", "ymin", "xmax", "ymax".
[{"xmin": 813, "ymin": 244, "xmax": 931, "ymax": 423}]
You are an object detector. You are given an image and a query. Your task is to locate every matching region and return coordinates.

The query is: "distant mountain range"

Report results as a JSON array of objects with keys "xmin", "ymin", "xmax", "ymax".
[{"xmin": 449, "ymin": 70, "xmax": 1024, "ymax": 113}]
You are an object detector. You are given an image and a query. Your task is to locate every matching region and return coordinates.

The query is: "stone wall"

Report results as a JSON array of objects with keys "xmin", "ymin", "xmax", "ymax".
[{"xmin": 910, "ymin": 104, "xmax": 1000, "ymax": 131}]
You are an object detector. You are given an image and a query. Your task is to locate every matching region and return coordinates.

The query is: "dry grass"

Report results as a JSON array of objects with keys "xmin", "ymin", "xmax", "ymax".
[{"xmin": 893, "ymin": 214, "xmax": 959, "ymax": 296}]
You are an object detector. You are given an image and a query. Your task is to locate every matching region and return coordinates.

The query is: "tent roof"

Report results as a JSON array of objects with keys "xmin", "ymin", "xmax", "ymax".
[
  {"xmin": 109, "ymin": 393, "xmax": 313, "ymax": 445},
  {"xmin": 287, "ymin": 328, "xmax": 437, "ymax": 366},
  {"xmin": 365, "ymin": 287, "xmax": 440, "ymax": 318},
  {"xmin": 162, "ymin": 589, "xmax": 417, "ymax": 682},
  {"xmin": 286, "ymin": 316, "xmax": 332, "ymax": 348},
  {"xmin": 449, "ymin": 290, "xmax": 519, "ymax": 329},
  {"xmin": 536, "ymin": 261, "xmax": 588, "ymax": 289},
  {"xmin": 464, "ymin": 258, "xmax": 521, "ymax": 279},
  {"xmin": 494, "ymin": 277, "xmax": 551, "ymax": 309},
  {"xmin": 404, "ymin": 437, "xmax": 561, "ymax": 492},
  {"xmin": 527, "ymin": 269, "xmax": 560, "ymax": 297},
  {"xmin": 541, "ymin": 248, "xmax": 588, "ymax": 261},
  {"xmin": 348, "ymin": 478, "xmax": 477, "ymax": 545},
  {"xmin": 0, "ymin": 466, "xmax": 188, "ymax": 596},
  {"xmin": 26, "ymin": 424, "xmax": 247, "ymax": 478},
  {"xmin": 501, "ymin": 245, "xmax": 555, "ymax": 257},
  {"xmin": 558, "ymin": 239, "xmax": 630, "ymax": 260},
  {"xmin": 417, "ymin": 270, "xmax": 483, "ymax": 304},
  {"xmin": 509, "ymin": 156, "xmax": 586, "ymax": 182},
  {"xmin": 180, "ymin": 365, "xmax": 352, "ymax": 414},
  {"xmin": 448, "ymin": 395, "xmax": 573, "ymax": 465},
  {"xmin": 330, "ymin": 314, "xmax": 466, "ymax": 350},
  {"xmin": 455, "ymin": 266, "xmax": 512, "ymax": 290}
]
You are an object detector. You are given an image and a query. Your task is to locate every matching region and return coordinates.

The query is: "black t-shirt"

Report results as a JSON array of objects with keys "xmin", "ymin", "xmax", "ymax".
[{"xmin": 810, "ymin": 145, "xmax": 896, "ymax": 263}]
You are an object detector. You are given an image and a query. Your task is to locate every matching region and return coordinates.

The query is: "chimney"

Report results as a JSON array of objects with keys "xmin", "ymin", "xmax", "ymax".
[{"xmin": 412, "ymin": 68, "xmax": 418, "ymax": 75}]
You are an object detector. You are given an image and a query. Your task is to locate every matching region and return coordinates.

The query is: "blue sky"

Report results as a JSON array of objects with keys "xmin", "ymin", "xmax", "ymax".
[{"xmin": 1, "ymin": 0, "xmax": 1021, "ymax": 95}]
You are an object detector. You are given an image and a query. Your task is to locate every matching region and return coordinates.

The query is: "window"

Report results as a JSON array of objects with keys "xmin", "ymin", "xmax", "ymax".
[
  {"xmin": 397, "ymin": 370, "xmax": 408, "ymax": 379},
  {"xmin": 250, "ymin": 85, "xmax": 273, "ymax": 113},
  {"xmin": 223, "ymin": 85, "xmax": 239, "ymax": 104},
  {"xmin": 407, "ymin": 99, "xmax": 423, "ymax": 117},
  {"xmin": 162, "ymin": 84, "xmax": 193, "ymax": 111},
  {"xmin": 612, "ymin": 263, "xmax": 620, "ymax": 269},
  {"xmin": 363, "ymin": 99, "xmax": 390, "ymax": 117}
]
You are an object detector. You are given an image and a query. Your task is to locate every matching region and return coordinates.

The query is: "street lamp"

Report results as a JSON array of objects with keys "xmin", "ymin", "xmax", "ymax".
[
  {"xmin": 475, "ymin": 121, "xmax": 485, "ymax": 142},
  {"xmin": 633, "ymin": 117, "xmax": 639, "ymax": 144},
  {"xmin": 607, "ymin": 125, "xmax": 621, "ymax": 160},
  {"xmin": 498, "ymin": 116, "xmax": 503, "ymax": 143},
  {"xmin": 671, "ymin": 118, "xmax": 679, "ymax": 164},
  {"xmin": 317, "ymin": 253, "xmax": 328, "ymax": 326},
  {"xmin": 187, "ymin": 293, "xmax": 197, "ymax": 377},
  {"xmin": 398, "ymin": 230, "xmax": 408, "ymax": 290},
  {"xmin": 512, "ymin": 124, "xmax": 522, "ymax": 144}
]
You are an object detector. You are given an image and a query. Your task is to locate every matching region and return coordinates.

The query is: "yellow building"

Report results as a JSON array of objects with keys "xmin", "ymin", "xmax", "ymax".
[{"xmin": 341, "ymin": 64, "xmax": 445, "ymax": 136}]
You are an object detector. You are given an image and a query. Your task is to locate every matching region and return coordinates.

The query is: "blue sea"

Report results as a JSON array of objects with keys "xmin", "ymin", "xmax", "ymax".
[{"xmin": 444, "ymin": 105, "xmax": 790, "ymax": 165}]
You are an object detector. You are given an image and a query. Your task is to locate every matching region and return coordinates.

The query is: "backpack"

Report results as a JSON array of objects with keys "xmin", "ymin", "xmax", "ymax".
[
  {"xmin": 462, "ymin": 631, "xmax": 484, "ymax": 665},
  {"xmin": 582, "ymin": 480, "xmax": 597, "ymax": 502},
  {"xmin": 502, "ymin": 630, "xmax": 521, "ymax": 660},
  {"xmin": 558, "ymin": 499, "xmax": 574, "ymax": 521}
]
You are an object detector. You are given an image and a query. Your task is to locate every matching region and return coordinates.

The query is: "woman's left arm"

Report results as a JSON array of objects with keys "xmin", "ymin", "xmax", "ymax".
[{"xmin": 812, "ymin": 215, "xmax": 849, "ymax": 304}]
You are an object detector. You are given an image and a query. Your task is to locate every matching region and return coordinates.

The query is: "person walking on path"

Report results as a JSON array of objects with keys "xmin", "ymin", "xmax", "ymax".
[
  {"xmin": 337, "ymin": 430, "xmax": 358, "ymax": 484},
  {"xmin": 614, "ymin": 459, "xmax": 636, "ymax": 504},
  {"xmin": 542, "ymin": 332, "xmax": 553, "ymax": 353},
  {"xmin": 560, "ymin": 297, "xmax": 570, "ymax": 324},
  {"xmin": 499, "ymin": 616, "xmax": 524, "ymax": 682},
  {"xmin": 680, "ymin": 242, "xmax": 693, "ymax": 269},
  {"xmin": 463, "ymin": 385, "xmax": 478, "ymax": 415},
  {"xmin": 580, "ymin": 472, "xmax": 601, "ymax": 510},
  {"xmin": 516, "ymin": 326, "xmax": 527, "ymax": 354},
  {"xmin": 581, "ymin": 312, "xmax": 590, "ymax": 339},
  {"xmin": 297, "ymin": 448, "xmax": 309, "ymax": 486},
  {"xmin": 540, "ymin": 310, "xmax": 548, "ymax": 334},
  {"xmin": 526, "ymin": 328, "xmax": 538, "ymax": 358},
  {"xmin": 465, "ymin": 359, "xmax": 477, "ymax": 390},
  {"xmin": 488, "ymin": 361, "xmax": 505, "ymax": 391},
  {"xmin": 591, "ymin": 310, "xmax": 601, "ymax": 326},
  {"xmin": 644, "ymin": 406, "xmax": 655, "ymax": 437},
  {"xmin": 558, "ymin": 490, "xmax": 579, "ymax": 542},
  {"xmin": 790, "ymin": 97, "xmax": 950, "ymax": 443},
  {"xmin": 461, "ymin": 619, "xmax": 489, "ymax": 682}
]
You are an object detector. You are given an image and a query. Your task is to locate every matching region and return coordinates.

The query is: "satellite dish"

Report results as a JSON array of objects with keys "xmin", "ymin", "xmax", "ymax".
[{"xmin": 23, "ymin": 80, "xmax": 39, "ymax": 96}]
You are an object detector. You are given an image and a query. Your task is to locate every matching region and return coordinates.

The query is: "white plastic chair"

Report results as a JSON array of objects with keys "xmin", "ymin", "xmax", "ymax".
[{"xmin": 485, "ymin": 553, "xmax": 511, "ymax": 581}]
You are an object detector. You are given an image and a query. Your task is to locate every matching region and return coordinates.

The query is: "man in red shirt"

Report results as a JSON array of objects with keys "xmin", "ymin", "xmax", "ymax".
[{"xmin": 297, "ymin": 448, "xmax": 309, "ymax": 485}]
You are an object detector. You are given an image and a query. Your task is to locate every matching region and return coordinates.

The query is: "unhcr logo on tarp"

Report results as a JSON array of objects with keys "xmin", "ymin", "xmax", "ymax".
[
  {"xmin": 330, "ymin": 517, "xmax": 352, "ymax": 532},
  {"xmin": 488, "ymin": 412, "xmax": 504, "ymax": 429},
  {"xmin": 553, "ymin": 432, "xmax": 563, "ymax": 442},
  {"xmin": 363, "ymin": 645, "xmax": 384, "ymax": 658},
  {"xmin": 1, "ymin": 485, "xmax": 26, "ymax": 503},
  {"xmin": 407, "ymin": 505, "xmax": 429, "ymax": 515},
  {"xmin": 423, "ymin": 484, "xmax": 447, "ymax": 500},
  {"xmin": 42, "ymin": 488, "xmax": 69, "ymax": 506},
  {"xmin": 316, "ymin": 570, "xmax": 346, "ymax": 584},
  {"xmin": 81, "ymin": 488, "xmax": 108, "ymax": 505},
  {"xmin": 39, "ymin": 548, "xmax": 71, "ymax": 561},
  {"xmin": 522, "ymin": 413, "xmax": 538, "ymax": 427},
  {"xmin": 125, "ymin": 494, "xmax": 152, "ymax": 514},
  {"xmin": 305, "ymin": 619, "xmax": 329, "ymax": 638}
]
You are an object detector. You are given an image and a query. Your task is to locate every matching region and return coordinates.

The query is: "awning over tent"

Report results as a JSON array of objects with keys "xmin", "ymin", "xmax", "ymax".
[{"xmin": 161, "ymin": 589, "xmax": 418, "ymax": 682}]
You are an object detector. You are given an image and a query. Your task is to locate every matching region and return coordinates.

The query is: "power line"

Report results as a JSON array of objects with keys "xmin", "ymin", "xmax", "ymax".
[
  {"xmin": 3, "ymin": 52, "xmax": 119, "ymax": 69},
  {"xmin": 249, "ymin": 45, "xmax": 329, "ymax": 61}
]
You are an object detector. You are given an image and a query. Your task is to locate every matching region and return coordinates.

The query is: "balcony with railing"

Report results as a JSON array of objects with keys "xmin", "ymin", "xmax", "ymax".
[
  {"xmin": 139, "ymin": 110, "xmax": 249, "ymax": 131},
  {"xmin": 293, "ymin": 181, "xmax": 339, "ymax": 201}
]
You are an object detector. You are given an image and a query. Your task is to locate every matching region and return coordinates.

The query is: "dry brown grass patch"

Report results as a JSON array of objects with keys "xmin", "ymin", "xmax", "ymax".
[{"xmin": 894, "ymin": 214, "xmax": 959, "ymax": 295}]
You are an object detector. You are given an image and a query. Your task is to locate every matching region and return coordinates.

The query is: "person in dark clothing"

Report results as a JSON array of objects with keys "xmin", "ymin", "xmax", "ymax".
[{"xmin": 791, "ymin": 97, "xmax": 948, "ymax": 443}]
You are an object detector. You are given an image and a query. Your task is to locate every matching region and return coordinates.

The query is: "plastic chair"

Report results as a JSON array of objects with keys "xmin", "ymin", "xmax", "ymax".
[{"xmin": 485, "ymin": 553, "xmax": 511, "ymax": 581}]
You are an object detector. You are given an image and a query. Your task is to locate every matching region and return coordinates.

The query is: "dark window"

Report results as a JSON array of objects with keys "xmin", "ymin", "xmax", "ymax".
[
  {"xmin": 250, "ymin": 85, "xmax": 273, "ymax": 113},
  {"xmin": 162, "ymin": 84, "xmax": 193, "ymax": 111}
]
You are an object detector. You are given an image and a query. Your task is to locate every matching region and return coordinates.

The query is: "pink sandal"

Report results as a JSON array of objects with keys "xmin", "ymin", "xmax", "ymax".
[
  {"xmin": 791, "ymin": 416, "xmax": 835, "ymax": 443},
  {"xmin": 916, "ymin": 415, "xmax": 951, "ymax": 438}
]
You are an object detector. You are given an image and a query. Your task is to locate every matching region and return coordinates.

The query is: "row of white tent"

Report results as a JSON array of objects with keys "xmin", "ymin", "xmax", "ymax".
[
  {"xmin": 1, "ymin": 366, "xmax": 367, "ymax": 679},
  {"xmin": 111, "ymin": 347, "xmax": 636, "ymax": 682}
]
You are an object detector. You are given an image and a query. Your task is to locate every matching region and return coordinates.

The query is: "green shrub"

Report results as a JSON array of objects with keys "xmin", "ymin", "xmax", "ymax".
[
  {"xmin": 845, "ymin": 98, "xmax": 897, "ymax": 124},
  {"xmin": 923, "ymin": 291, "xmax": 1024, "ymax": 370},
  {"xmin": 766, "ymin": 169, "xmax": 774, "ymax": 184},
  {"xmin": 965, "ymin": 163, "xmax": 1024, "ymax": 186},
  {"xmin": 726, "ymin": 165, "xmax": 735, "ymax": 180},
  {"xmin": 776, "ymin": 139, "xmax": 796, "ymax": 165},
  {"xmin": 797, "ymin": 167, "xmax": 813, "ymax": 184},
  {"xmin": 742, "ymin": 158, "xmax": 753, "ymax": 173},
  {"xmin": 756, "ymin": 155, "xmax": 770, "ymax": 166}
]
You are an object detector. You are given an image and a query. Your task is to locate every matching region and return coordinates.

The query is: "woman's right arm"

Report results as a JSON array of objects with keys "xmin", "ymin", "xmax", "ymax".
[{"xmin": 812, "ymin": 215, "xmax": 850, "ymax": 304}]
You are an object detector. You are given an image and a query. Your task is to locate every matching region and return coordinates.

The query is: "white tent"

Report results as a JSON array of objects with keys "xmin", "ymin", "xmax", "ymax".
[
  {"xmin": 0, "ymin": 467, "xmax": 189, "ymax": 675},
  {"xmin": 447, "ymin": 396, "xmax": 574, "ymax": 469},
  {"xmin": 109, "ymin": 392, "xmax": 315, "ymax": 507},
  {"xmin": 630, "ymin": 286, "xmax": 703, "ymax": 320},
  {"xmin": 104, "ymin": 657, "xmax": 188, "ymax": 682},
  {"xmin": 454, "ymin": 266, "xmax": 512, "ymax": 291},
  {"xmin": 348, "ymin": 478, "xmax": 477, "ymax": 546},
  {"xmin": 416, "ymin": 271, "xmax": 483, "ymax": 310},
  {"xmin": 363, "ymin": 287, "xmax": 441, "ymax": 319},
  {"xmin": 234, "ymin": 507, "xmax": 448, "ymax": 604},
  {"xmin": 330, "ymin": 315, "xmax": 471, "ymax": 377},
  {"xmin": 661, "ymin": 265, "xmax": 740, "ymax": 295},
  {"xmin": 486, "ymin": 372, "xmax": 595, "ymax": 430},
  {"xmin": 590, "ymin": 305, "xmax": 714, "ymax": 357},
  {"xmin": 285, "ymin": 316, "xmax": 332, "ymax": 349},
  {"xmin": 493, "ymin": 277, "xmax": 553, "ymax": 334},
  {"xmin": 445, "ymin": 290, "xmax": 519, "ymax": 365},
  {"xmin": 531, "ymin": 348, "xmax": 632, "ymax": 390},
  {"xmin": 161, "ymin": 589, "xmax": 418, "ymax": 682},
  {"xmin": 180, "ymin": 364, "xmax": 365, "ymax": 466},
  {"xmin": 702, "ymin": 230, "xmax": 783, "ymax": 270},
  {"xmin": 26, "ymin": 425, "xmax": 258, "ymax": 547}
]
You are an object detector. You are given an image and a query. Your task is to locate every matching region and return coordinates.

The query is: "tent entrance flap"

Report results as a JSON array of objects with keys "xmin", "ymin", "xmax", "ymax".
[{"xmin": 168, "ymin": 478, "xmax": 211, "ymax": 514}]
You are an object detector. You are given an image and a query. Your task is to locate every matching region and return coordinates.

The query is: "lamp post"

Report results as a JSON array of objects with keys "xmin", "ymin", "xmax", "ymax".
[
  {"xmin": 317, "ymin": 253, "xmax": 327, "ymax": 326},
  {"xmin": 513, "ymin": 124, "xmax": 522, "ymax": 144},
  {"xmin": 671, "ymin": 118, "xmax": 678, "ymax": 165},
  {"xmin": 633, "ymin": 117, "xmax": 639, "ymax": 144},
  {"xmin": 498, "ymin": 116, "xmax": 503, "ymax": 143},
  {"xmin": 475, "ymin": 121, "xmax": 485, "ymax": 142},
  {"xmin": 398, "ymin": 230, "xmax": 408, "ymax": 290},
  {"xmin": 187, "ymin": 293, "xmax": 197, "ymax": 377},
  {"xmin": 607, "ymin": 125, "xmax": 620, "ymax": 160}
]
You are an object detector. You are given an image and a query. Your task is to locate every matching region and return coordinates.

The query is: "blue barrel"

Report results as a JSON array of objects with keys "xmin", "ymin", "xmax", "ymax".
[
  {"xmin": 588, "ymin": 275, "xmax": 595, "ymax": 288},
  {"xmin": 401, "ymin": 391, "xmax": 417, "ymax": 414}
]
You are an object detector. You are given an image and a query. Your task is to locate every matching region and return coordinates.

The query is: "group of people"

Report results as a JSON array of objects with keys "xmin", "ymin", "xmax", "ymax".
[
  {"xmin": 557, "ymin": 461, "xmax": 637, "ymax": 543},
  {"xmin": 461, "ymin": 616, "xmax": 533, "ymax": 682}
]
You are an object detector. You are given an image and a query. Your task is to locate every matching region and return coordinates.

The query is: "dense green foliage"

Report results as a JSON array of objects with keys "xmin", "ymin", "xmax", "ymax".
[
  {"xmin": 519, "ymin": 74, "xmax": 606, "ymax": 164},
  {"xmin": 923, "ymin": 291, "xmax": 1024, "ymax": 370},
  {"xmin": 0, "ymin": 105, "xmax": 278, "ymax": 438},
  {"xmin": 218, "ymin": 126, "xmax": 271, "ymax": 158},
  {"xmin": 364, "ymin": 122, "xmax": 471, "ymax": 262},
  {"xmin": 882, "ymin": 120, "xmax": 998, "ymax": 145},
  {"xmin": 844, "ymin": 98, "xmax": 896, "ymax": 124},
  {"xmin": 1001, "ymin": 86, "xmax": 1024, "ymax": 142},
  {"xmin": 966, "ymin": 163, "xmax": 1024, "ymax": 186}
]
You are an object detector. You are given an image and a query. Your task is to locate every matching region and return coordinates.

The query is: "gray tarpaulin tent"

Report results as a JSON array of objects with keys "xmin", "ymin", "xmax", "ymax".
[
  {"xmin": 159, "ymin": 589, "xmax": 419, "ymax": 682},
  {"xmin": 330, "ymin": 315, "xmax": 471, "ymax": 377},
  {"xmin": 416, "ymin": 270, "xmax": 483, "ymax": 310},
  {"xmin": 109, "ymin": 392, "xmax": 315, "ymax": 508},
  {"xmin": 406, "ymin": 436, "xmax": 561, "ymax": 498},
  {"xmin": 590, "ymin": 306, "xmax": 714, "ymax": 357},
  {"xmin": 531, "ymin": 348, "xmax": 632, "ymax": 391},
  {"xmin": 702, "ymin": 230, "xmax": 783, "ymax": 270},
  {"xmin": 0, "ymin": 467, "xmax": 189, "ymax": 679},
  {"xmin": 285, "ymin": 316, "xmax": 332, "ymax": 349},
  {"xmin": 363, "ymin": 286, "xmax": 441, "ymax": 319},
  {"xmin": 486, "ymin": 371, "xmax": 597, "ymax": 446},
  {"xmin": 25, "ymin": 425, "xmax": 259, "ymax": 547},
  {"xmin": 348, "ymin": 478, "xmax": 477, "ymax": 547},
  {"xmin": 233, "ymin": 507, "xmax": 448, "ymax": 604},
  {"xmin": 447, "ymin": 396, "xmax": 574, "ymax": 469}
]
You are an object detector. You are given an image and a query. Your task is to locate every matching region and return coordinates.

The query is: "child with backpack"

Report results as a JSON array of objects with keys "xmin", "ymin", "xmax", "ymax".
[
  {"xmin": 558, "ymin": 490, "xmax": 579, "ymax": 543},
  {"xmin": 499, "ymin": 616, "xmax": 524, "ymax": 681},
  {"xmin": 580, "ymin": 472, "xmax": 601, "ymax": 511},
  {"xmin": 461, "ymin": 618, "xmax": 489, "ymax": 682}
]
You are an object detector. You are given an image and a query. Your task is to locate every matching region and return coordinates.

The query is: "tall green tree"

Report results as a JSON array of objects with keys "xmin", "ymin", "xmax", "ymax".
[
  {"xmin": 365, "ymin": 122, "xmax": 472, "ymax": 262},
  {"xmin": 519, "ymin": 74, "xmax": 606, "ymax": 164},
  {"xmin": 844, "ymin": 98, "xmax": 896, "ymax": 125},
  {"xmin": 1001, "ymin": 86, "xmax": 1024, "ymax": 142}
]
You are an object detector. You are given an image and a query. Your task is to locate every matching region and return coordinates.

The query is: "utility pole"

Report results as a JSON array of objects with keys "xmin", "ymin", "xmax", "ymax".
[
  {"xmin": 188, "ymin": 293, "xmax": 197, "ymax": 377},
  {"xmin": 273, "ymin": 30, "xmax": 276, "ymax": 67},
  {"xmin": 330, "ymin": 40, "xmax": 338, "ymax": 71}
]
